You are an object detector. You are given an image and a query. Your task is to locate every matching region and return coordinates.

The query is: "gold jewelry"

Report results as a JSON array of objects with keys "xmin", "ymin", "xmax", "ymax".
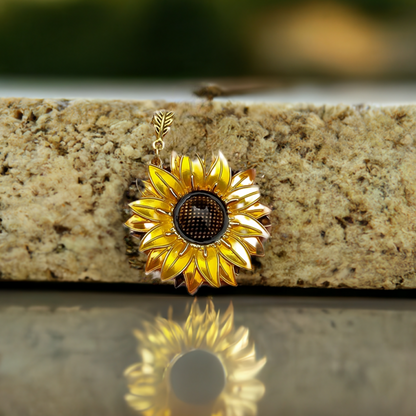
[{"xmin": 125, "ymin": 110, "xmax": 271, "ymax": 295}]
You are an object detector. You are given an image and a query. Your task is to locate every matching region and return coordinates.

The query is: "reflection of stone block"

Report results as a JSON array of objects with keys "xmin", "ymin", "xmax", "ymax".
[{"xmin": 1, "ymin": 98, "xmax": 415, "ymax": 289}]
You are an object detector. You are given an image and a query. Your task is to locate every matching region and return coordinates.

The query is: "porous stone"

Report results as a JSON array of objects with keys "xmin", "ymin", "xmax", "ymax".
[{"xmin": 0, "ymin": 98, "xmax": 416, "ymax": 289}]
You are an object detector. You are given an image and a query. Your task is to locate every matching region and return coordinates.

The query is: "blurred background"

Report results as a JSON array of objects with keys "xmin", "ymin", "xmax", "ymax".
[{"xmin": 1, "ymin": 0, "xmax": 416, "ymax": 101}]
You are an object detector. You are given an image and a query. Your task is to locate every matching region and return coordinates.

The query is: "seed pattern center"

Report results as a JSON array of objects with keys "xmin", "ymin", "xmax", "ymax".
[{"xmin": 177, "ymin": 193, "xmax": 225, "ymax": 243}]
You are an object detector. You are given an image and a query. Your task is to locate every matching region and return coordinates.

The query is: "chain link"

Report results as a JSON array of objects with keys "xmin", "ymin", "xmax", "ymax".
[{"xmin": 152, "ymin": 138, "xmax": 165, "ymax": 154}]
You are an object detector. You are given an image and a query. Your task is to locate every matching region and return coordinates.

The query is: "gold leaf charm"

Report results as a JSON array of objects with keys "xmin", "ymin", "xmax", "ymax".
[{"xmin": 152, "ymin": 110, "xmax": 174, "ymax": 140}]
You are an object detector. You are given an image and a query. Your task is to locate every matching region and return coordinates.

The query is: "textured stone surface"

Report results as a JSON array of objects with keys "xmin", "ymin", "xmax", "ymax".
[{"xmin": 1, "ymin": 98, "xmax": 416, "ymax": 288}]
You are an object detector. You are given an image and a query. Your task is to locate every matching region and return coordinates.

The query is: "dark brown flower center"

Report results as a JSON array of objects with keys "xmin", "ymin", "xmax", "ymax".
[{"xmin": 174, "ymin": 191, "xmax": 228, "ymax": 244}]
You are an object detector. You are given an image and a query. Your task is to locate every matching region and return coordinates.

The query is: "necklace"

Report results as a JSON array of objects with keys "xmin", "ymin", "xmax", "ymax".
[{"xmin": 125, "ymin": 110, "xmax": 271, "ymax": 294}]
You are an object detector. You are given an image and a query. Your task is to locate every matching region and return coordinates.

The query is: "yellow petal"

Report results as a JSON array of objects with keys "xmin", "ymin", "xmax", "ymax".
[
  {"xmin": 232, "ymin": 356, "xmax": 267, "ymax": 380},
  {"xmin": 241, "ymin": 202, "xmax": 271, "ymax": 219},
  {"xmin": 183, "ymin": 260, "xmax": 205, "ymax": 295},
  {"xmin": 140, "ymin": 180, "xmax": 159, "ymax": 198},
  {"xmin": 230, "ymin": 379, "xmax": 266, "ymax": 401},
  {"xmin": 140, "ymin": 224, "xmax": 177, "ymax": 252},
  {"xmin": 205, "ymin": 151, "xmax": 231, "ymax": 196},
  {"xmin": 227, "ymin": 326, "xmax": 249, "ymax": 356},
  {"xmin": 124, "ymin": 362, "xmax": 144, "ymax": 378},
  {"xmin": 170, "ymin": 150, "xmax": 181, "ymax": 179},
  {"xmin": 161, "ymin": 241, "xmax": 194, "ymax": 281},
  {"xmin": 180, "ymin": 155, "xmax": 205, "ymax": 191},
  {"xmin": 196, "ymin": 246, "xmax": 221, "ymax": 288},
  {"xmin": 145, "ymin": 247, "xmax": 170, "ymax": 273},
  {"xmin": 230, "ymin": 214, "xmax": 270, "ymax": 238},
  {"xmin": 219, "ymin": 256, "xmax": 237, "ymax": 286},
  {"xmin": 242, "ymin": 237, "xmax": 265, "ymax": 257},
  {"xmin": 125, "ymin": 394, "xmax": 154, "ymax": 412},
  {"xmin": 229, "ymin": 168, "xmax": 256, "ymax": 190},
  {"xmin": 129, "ymin": 198, "xmax": 172, "ymax": 222},
  {"xmin": 125, "ymin": 215, "xmax": 158, "ymax": 233},
  {"xmin": 219, "ymin": 236, "xmax": 252, "ymax": 270},
  {"xmin": 128, "ymin": 383, "xmax": 157, "ymax": 397},
  {"xmin": 226, "ymin": 185, "xmax": 260, "ymax": 212},
  {"xmin": 148, "ymin": 165, "xmax": 185, "ymax": 202},
  {"xmin": 232, "ymin": 342, "xmax": 256, "ymax": 362},
  {"xmin": 124, "ymin": 362, "xmax": 154, "ymax": 382}
]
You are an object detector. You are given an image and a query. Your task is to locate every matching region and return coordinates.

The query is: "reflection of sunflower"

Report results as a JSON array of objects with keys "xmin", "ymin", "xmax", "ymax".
[
  {"xmin": 124, "ymin": 300, "xmax": 266, "ymax": 416},
  {"xmin": 125, "ymin": 151, "xmax": 271, "ymax": 294}
]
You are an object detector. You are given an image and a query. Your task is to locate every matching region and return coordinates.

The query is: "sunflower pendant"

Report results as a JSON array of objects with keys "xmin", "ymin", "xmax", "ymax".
[{"xmin": 125, "ymin": 111, "xmax": 271, "ymax": 295}]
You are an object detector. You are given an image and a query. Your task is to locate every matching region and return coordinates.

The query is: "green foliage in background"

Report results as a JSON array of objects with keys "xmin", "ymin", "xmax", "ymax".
[
  {"xmin": 0, "ymin": 0, "xmax": 246, "ymax": 77},
  {"xmin": 0, "ymin": 0, "xmax": 413, "ymax": 78}
]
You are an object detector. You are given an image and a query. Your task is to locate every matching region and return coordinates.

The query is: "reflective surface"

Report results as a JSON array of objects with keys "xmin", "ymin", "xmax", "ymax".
[
  {"xmin": 0, "ymin": 291, "xmax": 416, "ymax": 416},
  {"xmin": 170, "ymin": 349, "xmax": 226, "ymax": 405},
  {"xmin": 124, "ymin": 299, "xmax": 265, "ymax": 415}
]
